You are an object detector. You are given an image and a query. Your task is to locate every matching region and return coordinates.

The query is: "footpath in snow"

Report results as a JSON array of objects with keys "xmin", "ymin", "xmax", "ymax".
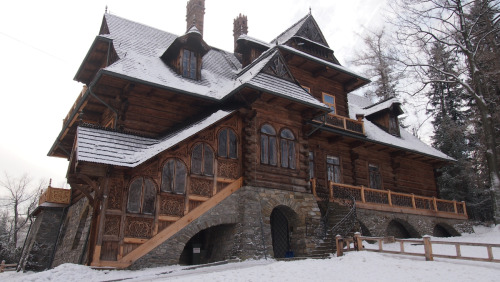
[{"xmin": 3, "ymin": 225, "xmax": 500, "ymax": 282}]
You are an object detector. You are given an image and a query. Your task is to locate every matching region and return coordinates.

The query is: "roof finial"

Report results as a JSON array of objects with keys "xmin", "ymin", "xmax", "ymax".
[
  {"xmin": 49, "ymin": 178, "xmax": 52, "ymax": 187},
  {"xmin": 105, "ymin": 5, "xmax": 108, "ymax": 14},
  {"xmin": 309, "ymin": 7, "xmax": 312, "ymax": 15}
]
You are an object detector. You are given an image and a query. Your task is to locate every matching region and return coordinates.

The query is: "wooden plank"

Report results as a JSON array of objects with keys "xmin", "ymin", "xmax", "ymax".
[
  {"xmin": 158, "ymin": 215, "xmax": 181, "ymax": 221},
  {"xmin": 117, "ymin": 177, "xmax": 243, "ymax": 267},
  {"xmin": 123, "ymin": 237, "xmax": 148, "ymax": 244}
]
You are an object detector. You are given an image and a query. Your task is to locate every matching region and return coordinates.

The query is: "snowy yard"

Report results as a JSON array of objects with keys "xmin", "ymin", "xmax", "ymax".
[{"xmin": 3, "ymin": 225, "xmax": 500, "ymax": 282}]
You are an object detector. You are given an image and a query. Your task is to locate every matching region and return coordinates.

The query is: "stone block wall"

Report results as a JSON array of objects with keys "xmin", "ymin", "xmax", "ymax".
[{"xmin": 51, "ymin": 196, "xmax": 93, "ymax": 267}]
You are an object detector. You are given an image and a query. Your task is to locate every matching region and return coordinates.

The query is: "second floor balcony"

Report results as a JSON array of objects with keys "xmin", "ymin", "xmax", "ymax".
[{"xmin": 313, "ymin": 114, "xmax": 365, "ymax": 135}]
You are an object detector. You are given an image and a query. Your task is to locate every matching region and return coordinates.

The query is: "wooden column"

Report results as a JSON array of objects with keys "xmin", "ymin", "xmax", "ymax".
[{"xmin": 423, "ymin": 236, "xmax": 433, "ymax": 261}]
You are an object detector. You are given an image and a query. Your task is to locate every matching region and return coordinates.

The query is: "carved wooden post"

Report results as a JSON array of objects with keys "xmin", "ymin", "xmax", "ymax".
[
  {"xmin": 453, "ymin": 201, "xmax": 458, "ymax": 214},
  {"xmin": 432, "ymin": 197, "xmax": 438, "ymax": 212},
  {"xmin": 354, "ymin": 232, "xmax": 363, "ymax": 251},
  {"xmin": 311, "ymin": 178, "xmax": 317, "ymax": 197},
  {"xmin": 423, "ymin": 236, "xmax": 433, "ymax": 261},
  {"xmin": 387, "ymin": 190, "xmax": 393, "ymax": 206},
  {"xmin": 462, "ymin": 201, "xmax": 468, "ymax": 216},
  {"xmin": 329, "ymin": 181, "xmax": 333, "ymax": 201},
  {"xmin": 360, "ymin": 186, "xmax": 366, "ymax": 203},
  {"xmin": 336, "ymin": 235, "xmax": 344, "ymax": 257},
  {"xmin": 411, "ymin": 194, "xmax": 416, "ymax": 209}
]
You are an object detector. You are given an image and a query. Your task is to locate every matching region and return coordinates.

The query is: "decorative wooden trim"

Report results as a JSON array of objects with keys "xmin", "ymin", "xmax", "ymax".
[
  {"xmin": 123, "ymin": 237, "xmax": 148, "ymax": 244},
  {"xmin": 158, "ymin": 215, "xmax": 181, "ymax": 221},
  {"xmin": 188, "ymin": 195, "xmax": 210, "ymax": 202}
]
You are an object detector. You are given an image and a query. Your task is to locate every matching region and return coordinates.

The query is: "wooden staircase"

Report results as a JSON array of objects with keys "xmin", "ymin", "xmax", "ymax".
[{"xmin": 92, "ymin": 177, "xmax": 243, "ymax": 269}]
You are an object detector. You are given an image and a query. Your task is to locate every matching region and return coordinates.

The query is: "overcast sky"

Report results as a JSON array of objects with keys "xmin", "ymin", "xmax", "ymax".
[{"xmin": 0, "ymin": 0, "xmax": 387, "ymax": 187}]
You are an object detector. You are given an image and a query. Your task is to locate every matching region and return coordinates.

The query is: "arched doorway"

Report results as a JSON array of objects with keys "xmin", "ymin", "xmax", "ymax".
[
  {"xmin": 433, "ymin": 223, "xmax": 460, "ymax": 237},
  {"xmin": 271, "ymin": 207, "xmax": 292, "ymax": 258},
  {"xmin": 386, "ymin": 219, "xmax": 419, "ymax": 238}
]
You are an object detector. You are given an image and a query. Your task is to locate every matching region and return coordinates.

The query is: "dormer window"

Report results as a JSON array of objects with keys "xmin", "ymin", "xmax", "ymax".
[
  {"xmin": 322, "ymin": 93, "xmax": 336, "ymax": 115},
  {"xmin": 182, "ymin": 49, "xmax": 198, "ymax": 79},
  {"xmin": 388, "ymin": 113, "xmax": 400, "ymax": 136}
]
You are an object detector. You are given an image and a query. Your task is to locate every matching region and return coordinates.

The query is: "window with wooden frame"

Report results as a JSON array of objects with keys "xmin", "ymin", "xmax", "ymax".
[
  {"xmin": 322, "ymin": 93, "xmax": 336, "ymax": 115},
  {"xmin": 388, "ymin": 113, "xmax": 400, "ymax": 136},
  {"xmin": 369, "ymin": 164, "xmax": 382, "ymax": 189},
  {"xmin": 161, "ymin": 158, "xmax": 187, "ymax": 194},
  {"xmin": 182, "ymin": 49, "xmax": 198, "ymax": 79},
  {"xmin": 280, "ymin": 128, "xmax": 296, "ymax": 169},
  {"xmin": 127, "ymin": 177, "xmax": 156, "ymax": 215},
  {"xmin": 260, "ymin": 124, "xmax": 277, "ymax": 166},
  {"xmin": 218, "ymin": 128, "xmax": 238, "ymax": 159},
  {"xmin": 191, "ymin": 143, "xmax": 214, "ymax": 176},
  {"xmin": 326, "ymin": 155, "xmax": 341, "ymax": 183}
]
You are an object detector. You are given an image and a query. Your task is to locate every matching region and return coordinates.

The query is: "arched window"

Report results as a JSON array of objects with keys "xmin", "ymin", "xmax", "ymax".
[
  {"xmin": 161, "ymin": 159, "xmax": 187, "ymax": 194},
  {"xmin": 191, "ymin": 143, "xmax": 214, "ymax": 176},
  {"xmin": 218, "ymin": 128, "xmax": 238, "ymax": 159},
  {"xmin": 260, "ymin": 124, "xmax": 277, "ymax": 165},
  {"xmin": 127, "ymin": 177, "xmax": 156, "ymax": 215},
  {"xmin": 280, "ymin": 129, "xmax": 296, "ymax": 169}
]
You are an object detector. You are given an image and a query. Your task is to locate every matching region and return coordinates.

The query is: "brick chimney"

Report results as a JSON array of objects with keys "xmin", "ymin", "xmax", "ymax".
[
  {"xmin": 186, "ymin": 0, "xmax": 205, "ymax": 36},
  {"xmin": 233, "ymin": 14, "xmax": 248, "ymax": 50}
]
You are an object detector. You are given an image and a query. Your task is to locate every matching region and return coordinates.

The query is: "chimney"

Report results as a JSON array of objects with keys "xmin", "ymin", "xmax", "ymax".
[
  {"xmin": 186, "ymin": 0, "xmax": 205, "ymax": 36},
  {"xmin": 233, "ymin": 14, "xmax": 248, "ymax": 50}
]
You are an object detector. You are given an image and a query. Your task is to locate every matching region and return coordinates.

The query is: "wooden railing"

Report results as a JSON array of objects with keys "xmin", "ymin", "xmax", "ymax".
[
  {"xmin": 314, "ymin": 114, "xmax": 365, "ymax": 135},
  {"xmin": 62, "ymin": 85, "xmax": 88, "ymax": 127},
  {"xmin": 311, "ymin": 180, "xmax": 467, "ymax": 219},
  {"xmin": 337, "ymin": 233, "xmax": 500, "ymax": 263},
  {"xmin": 39, "ymin": 186, "xmax": 71, "ymax": 205},
  {"xmin": 0, "ymin": 260, "xmax": 16, "ymax": 273}
]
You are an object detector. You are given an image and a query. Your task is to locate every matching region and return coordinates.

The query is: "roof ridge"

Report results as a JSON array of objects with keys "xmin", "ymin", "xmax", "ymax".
[
  {"xmin": 270, "ymin": 13, "xmax": 310, "ymax": 44},
  {"xmin": 236, "ymin": 47, "xmax": 278, "ymax": 78},
  {"xmin": 363, "ymin": 96, "xmax": 399, "ymax": 109},
  {"xmin": 104, "ymin": 13, "xmax": 180, "ymax": 38}
]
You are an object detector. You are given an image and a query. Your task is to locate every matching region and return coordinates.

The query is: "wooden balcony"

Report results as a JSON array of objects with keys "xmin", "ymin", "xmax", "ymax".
[
  {"xmin": 314, "ymin": 114, "xmax": 365, "ymax": 135},
  {"xmin": 62, "ymin": 85, "xmax": 87, "ymax": 127},
  {"xmin": 38, "ymin": 186, "xmax": 71, "ymax": 205},
  {"xmin": 311, "ymin": 180, "xmax": 467, "ymax": 219}
]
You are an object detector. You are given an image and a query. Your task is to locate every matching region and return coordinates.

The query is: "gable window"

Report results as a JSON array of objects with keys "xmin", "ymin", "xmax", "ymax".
[
  {"xmin": 388, "ymin": 113, "xmax": 400, "ymax": 136},
  {"xmin": 161, "ymin": 159, "xmax": 187, "ymax": 194},
  {"xmin": 127, "ymin": 177, "xmax": 156, "ymax": 215},
  {"xmin": 280, "ymin": 129, "xmax": 296, "ymax": 169},
  {"xmin": 327, "ymin": 156, "xmax": 341, "ymax": 183},
  {"xmin": 369, "ymin": 164, "xmax": 382, "ymax": 189},
  {"xmin": 218, "ymin": 128, "xmax": 238, "ymax": 159},
  {"xmin": 260, "ymin": 124, "xmax": 277, "ymax": 166},
  {"xmin": 322, "ymin": 93, "xmax": 336, "ymax": 115},
  {"xmin": 182, "ymin": 49, "xmax": 197, "ymax": 79},
  {"xmin": 191, "ymin": 143, "xmax": 214, "ymax": 176}
]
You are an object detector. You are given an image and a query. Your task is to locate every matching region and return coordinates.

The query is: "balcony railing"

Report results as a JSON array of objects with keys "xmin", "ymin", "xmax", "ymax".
[
  {"xmin": 39, "ymin": 186, "xmax": 71, "ymax": 205},
  {"xmin": 314, "ymin": 114, "xmax": 365, "ymax": 135},
  {"xmin": 62, "ymin": 85, "xmax": 88, "ymax": 128},
  {"xmin": 311, "ymin": 179, "xmax": 467, "ymax": 219}
]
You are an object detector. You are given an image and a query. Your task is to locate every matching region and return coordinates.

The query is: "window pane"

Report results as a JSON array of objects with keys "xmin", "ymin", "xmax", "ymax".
[
  {"xmin": 174, "ymin": 160, "xmax": 187, "ymax": 194},
  {"xmin": 261, "ymin": 135, "xmax": 268, "ymax": 164},
  {"xmin": 127, "ymin": 178, "xmax": 143, "ymax": 213},
  {"xmin": 229, "ymin": 129, "xmax": 237, "ymax": 159},
  {"xmin": 333, "ymin": 165, "xmax": 341, "ymax": 183},
  {"xmin": 218, "ymin": 129, "xmax": 227, "ymax": 157},
  {"xmin": 281, "ymin": 139, "xmax": 288, "ymax": 168},
  {"xmin": 269, "ymin": 136, "xmax": 277, "ymax": 166},
  {"xmin": 192, "ymin": 144, "xmax": 203, "ymax": 174},
  {"xmin": 142, "ymin": 179, "xmax": 156, "ymax": 214},
  {"xmin": 203, "ymin": 145, "xmax": 214, "ymax": 176},
  {"xmin": 289, "ymin": 142, "xmax": 295, "ymax": 169},
  {"xmin": 327, "ymin": 156, "xmax": 339, "ymax": 165},
  {"xmin": 182, "ymin": 50, "xmax": 189, "ymax": 77},
  {"xmin": 161, "ymin": 159, "xmax": 175, "ymax": 192},
  {"xmin": 261, "ymin": 124, "xmax": 276, "ymax": 135},
  {"xmin": 323, "ymin": 95, "xmax": 334, "ymax": 104},
  {"xmin": 280, "ymin": 129, "xmax": 294, "ymax": 140},
  {"xmin": 190, "ymin": 51, "xmax": 196, "ymax": 79}
]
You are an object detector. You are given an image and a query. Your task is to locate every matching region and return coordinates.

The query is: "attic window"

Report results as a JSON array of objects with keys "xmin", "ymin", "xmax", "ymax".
[
  {"xmin": 182, "ymin": 49, "xmax": 198, "ymax": 79},
  {"xmin": 388, "ymin": 113, "xmax": 400, "ymax": 136},
  {"xmin": 322, "ymin": 93, "xmax": 336, "ymax": 115}
]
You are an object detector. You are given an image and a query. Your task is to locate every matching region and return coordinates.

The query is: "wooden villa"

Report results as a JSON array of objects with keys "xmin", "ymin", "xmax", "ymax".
[{"xmin": 19, "ymin": 0, "xmax": 470, "ymax": 271}]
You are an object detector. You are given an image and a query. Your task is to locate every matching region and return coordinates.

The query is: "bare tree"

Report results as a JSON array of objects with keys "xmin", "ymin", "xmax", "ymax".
[
  {"xmin": 391, "ymin": 0, "xmax": 500, "ymax": 222},
  {"xmin": 0, "ymin": 172, "xmax": 43, "ymax": 248}
]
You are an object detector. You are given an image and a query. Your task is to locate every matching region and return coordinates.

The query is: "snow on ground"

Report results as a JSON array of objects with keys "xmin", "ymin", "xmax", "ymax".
[{"xmin": 3, "ymin": 225, "xmax": 500, "ymax": 282}]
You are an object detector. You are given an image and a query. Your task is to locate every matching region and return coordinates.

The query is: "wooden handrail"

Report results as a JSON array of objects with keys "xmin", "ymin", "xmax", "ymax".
[
  {"xmin": 97, "ymin": 177, "xmax": 243, "ymax": 268},
  {"xmin": 313, "ymin": 114, "xmax": 365, "ymax": 135}
]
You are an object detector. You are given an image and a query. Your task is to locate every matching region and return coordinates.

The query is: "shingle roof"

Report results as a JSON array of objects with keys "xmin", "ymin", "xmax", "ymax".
[{"xmin": 77, "ymin": 110, "xmax": 234, "ymax": 167}]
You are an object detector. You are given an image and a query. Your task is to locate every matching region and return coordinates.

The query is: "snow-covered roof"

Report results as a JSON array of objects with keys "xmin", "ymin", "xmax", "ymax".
[
  {"xmin": 348, "ymin": 94, "xmax": 453, "ymax": 161},
  {"xmin": 237, "ymin": 34, "xmax": 271, "ymax": 48},
  {"xmin": 363, "ymin": 97, "xmax": 402, "ymax": 116},
  {"xmin": 77, "ymin": 110, "xmax": 234, "ymax": 167}
]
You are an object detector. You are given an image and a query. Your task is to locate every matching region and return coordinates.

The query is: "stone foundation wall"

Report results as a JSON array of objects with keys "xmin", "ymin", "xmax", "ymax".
[
  {"xmin": 130, "ymin": 186, "xmax": 322, "ymax": 269},
  {"xmin": 51, "ymin": 197, "xmax": 93, "ymax": 267},
  {"xmin": 18, "ymin": 207, "xmax": 66, "ymax": 272},
  {"xmin": 356, "ymin": 208, "xmax": 473, "ymax": 238}
]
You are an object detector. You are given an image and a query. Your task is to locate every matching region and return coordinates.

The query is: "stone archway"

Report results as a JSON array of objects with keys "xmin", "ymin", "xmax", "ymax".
[
  {"xmin": 433, "ymin": 223, "xmax": 460, "ymax": 237},
  {"xmin": 270, "ymin": 205, "xmax": 299, "ymax": 258},
  {"xmin": 386, "ymin": 219, "xmax": 420, "ymax": 238}
]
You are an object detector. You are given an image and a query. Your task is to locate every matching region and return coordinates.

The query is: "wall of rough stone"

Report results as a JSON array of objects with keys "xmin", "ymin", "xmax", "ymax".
[
  {"xmin": 130, "ymin": 186, "xmax": 322, "ymax": 269},
  {"xmin": 18, "ymin": 207, "xmax": 66, "ymax": 272},
  {"xmin": 51, "ymin": 196, "xmax": 93, "ymax": 267},
  {"xmin": 356, "ymin": 208, "xmax": 473, "ymax": 238}
]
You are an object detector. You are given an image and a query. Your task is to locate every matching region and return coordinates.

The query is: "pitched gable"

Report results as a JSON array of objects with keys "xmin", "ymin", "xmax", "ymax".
[
  {"xmin": 271, "ymin": 14, "xmax": 329, "ymax": 47},
  {"xmin": 261, "ymin": 52, "xmax": 295, "ymax": 83}
]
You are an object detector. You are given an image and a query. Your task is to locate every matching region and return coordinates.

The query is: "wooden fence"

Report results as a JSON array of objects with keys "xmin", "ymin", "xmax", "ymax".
[
  {"xmin": 0, "ymin": 260, "xmax": 16, "ymax": 273},
  {"xmin": 311, "ymin": 180, "xmax": 468, "ymax": 219},
  {"xmin": 336, "ymin": 233, "xmax": 500, "ymax": 263}
]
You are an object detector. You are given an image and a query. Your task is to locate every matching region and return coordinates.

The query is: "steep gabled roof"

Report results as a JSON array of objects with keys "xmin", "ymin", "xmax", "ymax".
[
  {"xmin": 271, "ymin": 13, "xmax": 329, "ymax": 47},
  {"xmin": 76, "ymin": 110, "xmax": 235, "ymax": 167}
]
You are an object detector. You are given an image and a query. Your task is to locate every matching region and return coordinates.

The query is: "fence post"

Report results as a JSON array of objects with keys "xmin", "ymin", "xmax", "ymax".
[
  {"xmin": 354, "ymin": 232, "xmax": 363, "ymax": 251},
  {"xmin": 311, "ymin": 179, "xmax": 317, "ymax": 197},
  {"xmin": 411, "ymin": 194, "xmax": 416, "ymax": 209},
  {"xmin": 1, "ymin": 260, "xmax": 5, "ymax": 273},
  {"xmin": 360, "ymin": 186, "xmax": 366, "ymax": 203},
  {"xmin": 387, "ymin": 190, "xmax": 392, "ymax": 206},
  {"xmin": 423, "ymin": 236, "xmax": 433, "ymax": 261},
  {"xmin": 453, "ymin": 200, "xmax": 458, "ymax": 214},
  {"xmin": 329, "ymin": 181, "xmax": 333, "ymax": 201},
  {"xmin": 462, "ymin": 201, "xmax": 468, "ymax": 217},
  {"xmin": 432, "ymin": 197, "xmax": 438, "ymax": 212},
  {"xmin": 336, "ymin": 235, "xmax": 344, "ymax": 257}
]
